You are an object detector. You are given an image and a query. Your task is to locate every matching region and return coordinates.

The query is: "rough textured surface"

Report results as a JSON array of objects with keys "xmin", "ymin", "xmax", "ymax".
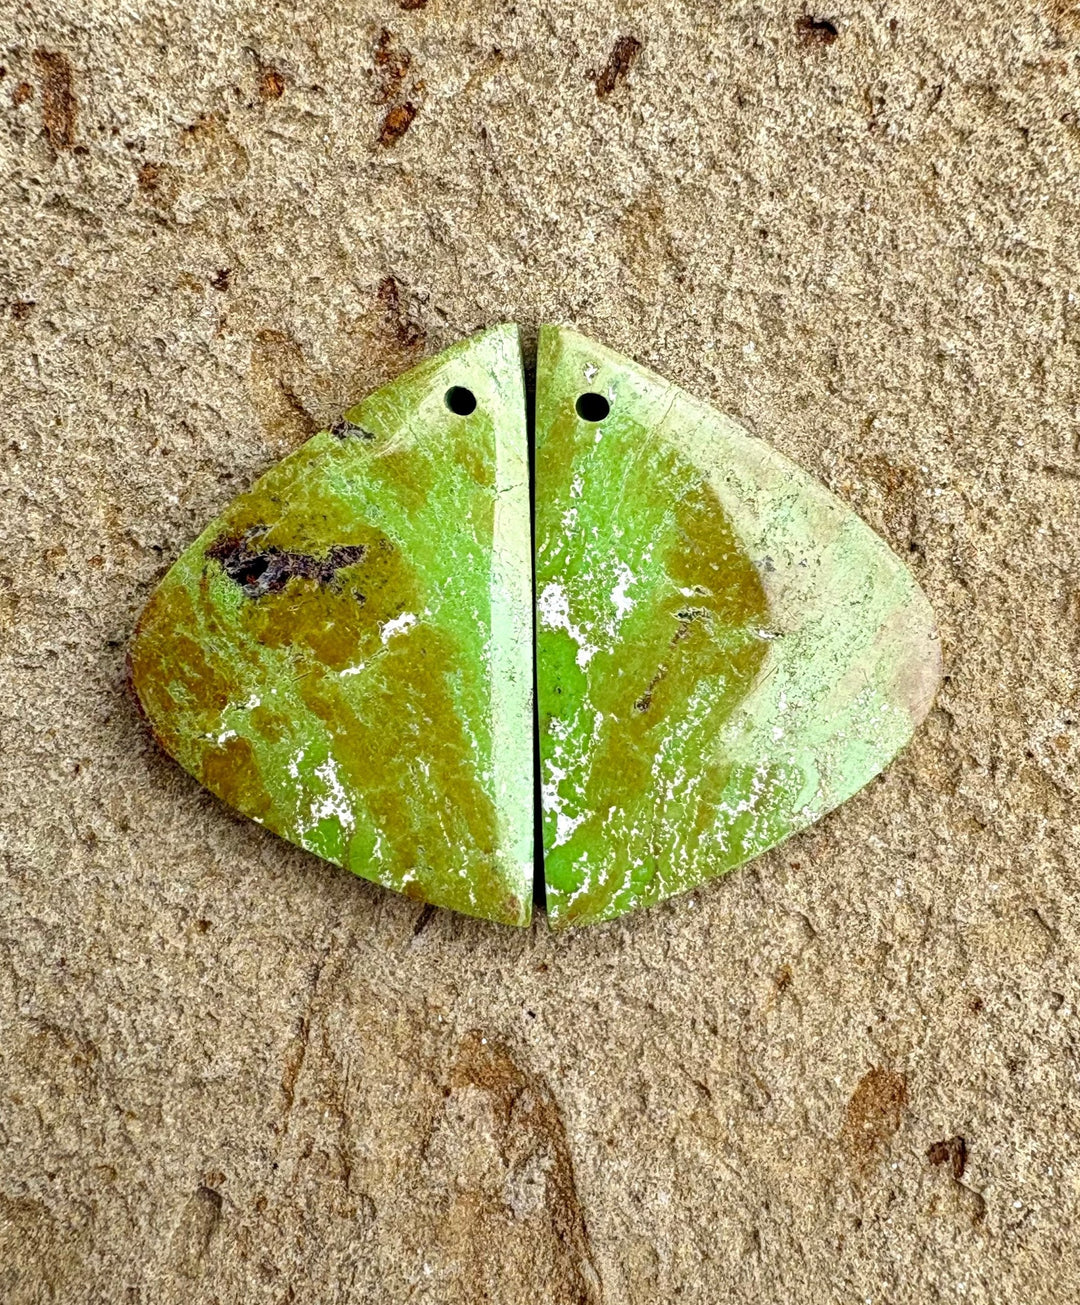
[
  {"xmin": 536, "ymin": 326, "xmax": 939, "ymax": 926},
  {"xmin": 1, "ymin": 1, "xmax": 1078, "ymax": 1301},
  {"xmin": 129, "ymin": 326, "xmax": 534, "ymax": 927}
]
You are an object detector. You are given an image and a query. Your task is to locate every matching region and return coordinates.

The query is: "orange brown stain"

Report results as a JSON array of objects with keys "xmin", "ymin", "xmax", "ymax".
[
  {"xmin": 379, "ymin": 101, "xmax": 417, "ymax": 146},
  {"xmin": 442, "ymin": 1032, "xmax": 602, "ymax": 1301},
  {"xmin": 373, "ymin": 28, "xmax": 411, "ymax": 104},
  {"xmin": 33, "ymin": 49, "xmax": 77, "ymax": 150},
  {"xmin": 595, "ymin": 36, "xmax": 642, "ymax": 99},
  {"xmin": 841, "ymin": 1066, "xmax": 908, "ymax": 1168},
  {"xmin": 259, "ymin": 67, "xmax": 286, "ymax": 100}
]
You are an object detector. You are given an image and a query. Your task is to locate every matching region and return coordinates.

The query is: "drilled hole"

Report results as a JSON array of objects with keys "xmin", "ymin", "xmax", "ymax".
[
  {"xmin": 576, "ymin": 392, "xmax": 610, "ymax": 422},
  {"xmin": 445, "ymin": 386, "xmax": 477, "ymax": 416}
]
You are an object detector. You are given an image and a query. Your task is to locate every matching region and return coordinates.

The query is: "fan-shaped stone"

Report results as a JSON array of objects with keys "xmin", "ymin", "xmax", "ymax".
[
  {"xmin": 534, "ymin": 326, "xmax": 940, "ymax": 927},
  {"xmin": 130, "ymin": 325, "xmax": 534, "ymax": 925}
]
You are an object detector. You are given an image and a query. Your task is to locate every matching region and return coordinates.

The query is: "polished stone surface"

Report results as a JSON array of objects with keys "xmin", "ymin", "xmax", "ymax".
[
  {"xmin": 535, "ymin": 327, "xmax": 941, "ymax": 926},
  {"xmin": 130, "ymin": 325, "xmax": 534, "ymax": 925}
]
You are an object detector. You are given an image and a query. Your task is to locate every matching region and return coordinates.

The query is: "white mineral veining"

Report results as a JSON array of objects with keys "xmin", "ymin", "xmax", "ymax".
[
  {"xmin": 570, "ymin": 472, "xmax": 584, "ymax": 499},
  {"xmin": 554, "ymin": 811, "xmax": 587, "ymax": 848},
  {"xmin": 547, "ymin": 715, "xmax": 573, "ymax": 743},
  {"xmin": 380, "ymin": 611, "xmax": 418, "ymax": 644},
  {"xmin": 541, "ymin": 759, "xmax": 568, "ymax": 816},
  {"xmin": 610, "ymin": 562, "xmax": 636, "ymax": 625},
  {"xmin": 542, "ymin": 754, "xmax": 591, "ymax": 850},
  {"xmin": 537, "ymin": 581, "xmax": 598, "ymax": 668},
  {"xmin": 339, "ymin": 661, "xmax": 367, "ymax": 677},
  {"xmin": 309, "ymin": 756, "xmax": 353, "ymax": 828}
]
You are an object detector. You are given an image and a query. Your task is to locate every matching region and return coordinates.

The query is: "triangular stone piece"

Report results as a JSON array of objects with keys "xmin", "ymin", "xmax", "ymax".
[
  {"xmin": 534, "ymin": 325, "xmax": 941, "ymax": 927},
  {"xmin": 130, "ymin": 325, "xmax": 534, "ymax": 925}
]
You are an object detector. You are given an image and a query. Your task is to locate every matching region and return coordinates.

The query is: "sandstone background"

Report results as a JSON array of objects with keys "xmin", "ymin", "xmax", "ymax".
[{"xmin": 2, "ymin": 0, "xmax": 1079, "ymax": 1301}]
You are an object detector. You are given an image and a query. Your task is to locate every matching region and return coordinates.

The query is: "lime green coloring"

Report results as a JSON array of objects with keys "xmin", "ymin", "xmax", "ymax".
[
  {"xmin": 130, "ymin": 325, "xmax": 534, "ymax": 926},
  {"xmin": 131, "ymin": 324, "xmax": 940, "ymax": 928},
  {"xmin": 534, "ymin": 327, "xmax": 940, "ymax": 926}
]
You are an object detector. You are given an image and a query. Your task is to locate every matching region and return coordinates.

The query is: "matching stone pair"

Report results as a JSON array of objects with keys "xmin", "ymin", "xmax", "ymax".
[{"xmin": 130, "ymin": 325, "xmax": 940, "ymax": 928}]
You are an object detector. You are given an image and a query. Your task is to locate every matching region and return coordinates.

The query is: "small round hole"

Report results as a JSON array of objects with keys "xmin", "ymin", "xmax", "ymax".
[
  {"xmin": 575, "ymin": 392, "xmax": 610, "ymax": 422},
  {"xmin": 445, "ymin": 386, "xmax": 477, "ymax": 416}
]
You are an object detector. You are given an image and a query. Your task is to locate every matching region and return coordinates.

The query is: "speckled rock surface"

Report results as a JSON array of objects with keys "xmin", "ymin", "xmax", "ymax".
[{"xmin": 1, "ymin": 1, "xmax": 1078, "ymax": 1301}]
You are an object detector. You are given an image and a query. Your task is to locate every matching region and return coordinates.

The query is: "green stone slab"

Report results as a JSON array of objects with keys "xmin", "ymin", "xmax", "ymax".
[
  {"xmin": 130, "ymin": 324, "xmax": 534, "ymax": 926},
  {"xmin": 534, "ymin": 325, "xmax": 941, "ymax": 928}
]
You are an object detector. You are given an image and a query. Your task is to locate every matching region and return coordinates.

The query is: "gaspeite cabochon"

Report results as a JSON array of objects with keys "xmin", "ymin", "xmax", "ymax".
[
  {"xmin": 130, "ymin": 323, "xmax": 940, "ymax": 927},
  {"xmin": 130, "ymin": 324, "xmax": 534, "ymax": 926},
  {"xmin": 534, "ymin": 326, "xmax": 940, "ymax": 926}
]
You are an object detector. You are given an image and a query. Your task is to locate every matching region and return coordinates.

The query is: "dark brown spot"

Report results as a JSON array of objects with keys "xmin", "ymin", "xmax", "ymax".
[
  {"xmin": 10, "ymin": 300, "xmax": 34, "ymax": 321},
  {"xmin": 595, "ymin": 36, "xmax": 642, "ymax": 98},
  {"xmin": 259, "ymin": 67, "xmax": 286, "ymax": 100},
  {"xmin": 182, "ymin": 112, "xmax": 217, "ymax": 139},
  {"xmin": 206, "ymin": 531, "xmax": 369, "ymax": 597},
  {"xmin": 398, "ymin": 0, "xmax": 428, "ymax": 7},
  {"xmin": 210, "ymin": 267, "xmax": 232, "ymax": 292},
  {"xmin": 33, "ymin": 49, "xmax": 77, "ymax": 150},
  {"xmin": 12, "ymin": 80, "xmax": 33, "ymax": 106},
  {"xmin": 330, "ymin": 418, "xmax": 376, "ymax": 440},
  {"xmin": 195, "ymin": 1185, "xmax": 223, "ymax": 1213},
  {"xmin": 376, "ymin": 275, "xmax": 425, "ymax": 350},
  {"xmin": 379, "ymin": 101, "xmax": 417, "ymax": 146},
  {"xmin": 412, "ymin": 902, "xmax": 437, "ymax": 937},
  {"xmin": 137, "ymin": 161, "xmax": 161, "ymax": 191},
  {"xmin": 795, "ymin": 15, "xmax": 840, "ymax": 44},
  {"xmin": 927, "ymin": 1135, "xmax": 967, "ymax": 1181}
]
